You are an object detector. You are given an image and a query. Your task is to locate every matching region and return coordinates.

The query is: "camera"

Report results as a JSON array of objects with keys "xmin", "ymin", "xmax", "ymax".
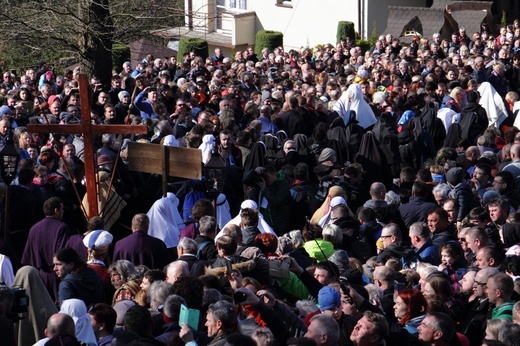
[
  {"xmin": 233, "ymin": 291, "xmax": 247, "ymax": 304},
  {"xmin": 1, "ymin": 286, "xmax": 28, "ymax": 322},
  {"xmin": 268, "ymin": 257, "xmax": 292, "ymax": 279}
]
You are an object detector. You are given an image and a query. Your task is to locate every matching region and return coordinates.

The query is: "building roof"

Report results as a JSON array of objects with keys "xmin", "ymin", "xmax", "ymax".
[
  {"xmin": 384, "ymin": 0, "xmax": 494, "ymax": 41},
  {"xmin": 127, "ymin": 38, "xmax": 177, "ymax": 68}
]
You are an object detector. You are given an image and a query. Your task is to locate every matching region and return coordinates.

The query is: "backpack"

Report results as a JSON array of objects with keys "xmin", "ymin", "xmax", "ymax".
[
  {"xmin": 183, "ymin": 190, "xmax": 206, "ymax": 223},
  {"xmin": 459, "ymin": 110, "xmax": 480, "ymax": 143},
  {"xmin": 290, "ymin": 184, "xmax": 315, "ymax": 221},
  {"xmin": 197, "ymin": 240, "xmax": 212, "ymax": 259}
]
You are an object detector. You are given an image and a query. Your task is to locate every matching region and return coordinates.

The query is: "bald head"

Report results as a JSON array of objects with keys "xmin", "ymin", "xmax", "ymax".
[
  {"xmin": 46, "ymin": 313, "xmax": 76, "ymax": 338},
  {"xmin": 466, "ymin": 146, "xmax": 480, "ymax": 160},
  {"xmin": 370, "ymin": 182, "xmax": 386, "ymax": 200},
  {"xmin": 511, "ymin": 144, "xmax": 520, "ymax": 160},
  {"xmin": 475, "ymin": 267, "xmax": 499, "ymax": 283},
  {"xmin": 166, "ymin": 260, "xmax": 189, "ymax": 283}
]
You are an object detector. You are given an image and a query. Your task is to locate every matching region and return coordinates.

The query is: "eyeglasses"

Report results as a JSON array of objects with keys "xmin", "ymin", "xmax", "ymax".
[
  {"xmin": 380, "ymin": 235, "xmax": 392, "ymax": 239},
  {"xmin": 458, "ymin": 237, "xmax": 466, "ymax": 242},
  {"xmin": 474, "ymin": 281, "xmax": 487, "ymax": 287}
]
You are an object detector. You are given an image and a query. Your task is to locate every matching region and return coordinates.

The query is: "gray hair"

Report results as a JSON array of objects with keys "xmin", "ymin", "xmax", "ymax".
[
  {"xmin": 148, "ymin": 281, "xmax": 173, "ymax": 310},
  {"xmin": 199, "ymin": 216, "xmax": 217, "ymax": 236},
  {"xmin": 372, "ymin": 91, "xmax": 387, "ymax": 104},
  {"xmin": 287, "ymin": 230, "xmax": 304, "ymax": 248},
  {"xmin": 409, "ymin": 222, "xmax": 431, "ymax": 239},
  {"xmin": 108, "ymin": 260, "xmax": 141, "ymax": 282},
  {"xmin": 309, "ymin": 314, "xmax": 340, "ymax": 345},
  {"xmin": 178, "ymin": 237, "xmax": 198, "ymax": 255},
  {"xmin": 322, "ymin": 224, "xmax": 343, "ymax": 246},
  {"xmin": 432, "ymin": 183, "xmax": 452, "ymax": 200},
  {"xmin": 207, "ymin": 301, "xmax": 236, "ymax": 330},
  {"xmin": 277, "ymin": 235, "xmax": 295, "ymax": 255},
  {"xmin": 163, "ymin": 294, "xmax": 186, "ymax": 319},
  {"xmin": 385, "ymin": 190, "xmax": 401, "ymax": 207}
]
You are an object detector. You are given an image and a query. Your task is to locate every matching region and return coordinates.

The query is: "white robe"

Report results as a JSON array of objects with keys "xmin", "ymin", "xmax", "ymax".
[
  {"xmin": 147, "ymin": 192, "xmax": 185, "ymax": 248},
  {"xmin": 333, "ymin": 83, "xmax": 377, "ymax": 129},
  {"xmin": 478, "ymin": 82, "xmax": 508, "ymax": 127}
]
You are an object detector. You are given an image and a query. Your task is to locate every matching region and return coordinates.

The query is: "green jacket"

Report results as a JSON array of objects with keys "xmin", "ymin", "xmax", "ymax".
[
  {"xmin": 303, "ymin": 239, "xmax": 335, "ymax": 262},
  {"xmin": 491, "ymin": 301, "xmax": 515, "ymax": 321}
]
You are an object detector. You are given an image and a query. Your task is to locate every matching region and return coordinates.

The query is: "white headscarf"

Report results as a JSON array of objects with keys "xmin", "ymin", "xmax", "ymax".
[
  {"xmin": 147, "ymin": 192, "xmax": 185, "ymax": 248},
  {"xmin": 199, "ymin": 134, "xmax": 215, "ymax": 164},
  {"xmin": 216, "ymin": 193, "xmax": 232, "ymax": 230},
  {"xmin": 216, "ymin": 200, "xmax": 277, "ymax": 241},
  {"xmin": 59, "ymin": 299, "xmax": 97, "ymax": 346},
  {"xmin": 318, "ymin": 196, "xmax": 347, "ymax": 227},
  {"xmin": 333, "ymin": 83, "xmax": 377, "ymax": 129},
  {"xmin": 478, "ymin": 82, "xmax": 508, "ymax": 127},
  {"xmin": 163, "ymin": 134, "xmax": 179, "ymax": 147}
]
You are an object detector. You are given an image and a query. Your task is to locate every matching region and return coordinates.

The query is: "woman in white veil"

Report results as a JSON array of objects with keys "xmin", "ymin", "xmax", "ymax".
[
  {"xmin": 333, "ymin": 83, "xmax": 377, "ymax": 129},
  {"xmin": 146, "ymin": 192, "xmax": 185, "ymax": 248},
  {"xmin": 216, "ymin": 200, "xmax": 277, "ymax": 241},
  {"xmin": 198, "ymin": 134, "xmax": 215, "ymax": 164}
]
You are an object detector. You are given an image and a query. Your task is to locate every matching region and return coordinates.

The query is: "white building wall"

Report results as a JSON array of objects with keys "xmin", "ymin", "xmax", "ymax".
[
  {"xmin": 185, "ymin": 0, "xmax": 427, "ymax": 49},
  {"xmin": 249, "ymin": 0, "xmax": 426, "ymax": 50}
]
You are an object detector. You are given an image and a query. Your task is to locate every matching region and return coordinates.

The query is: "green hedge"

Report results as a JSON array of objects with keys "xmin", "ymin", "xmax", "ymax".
[
  {"xmin": 337, "ymin": 21, "xmax": 355, "ymax": 43},
  {"xmin": 254, "ymin": 30, "xmax": 283, "ymax": 57},
  {"xmin": 178, "ymin": 37, "xmax": 208, "ymax": 60},
  {"xmin": 112, "ymin": 44, "xmax": 130, "ymax": 73}
]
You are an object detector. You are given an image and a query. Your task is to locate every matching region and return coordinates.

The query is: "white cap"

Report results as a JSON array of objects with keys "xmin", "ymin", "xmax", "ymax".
[{"xmin": 83, "ymin": 230, "xmax": 113, "ymax": 250}]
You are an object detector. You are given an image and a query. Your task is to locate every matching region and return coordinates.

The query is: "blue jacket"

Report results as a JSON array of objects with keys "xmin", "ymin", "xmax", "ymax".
[
  {"xmin": 134, "ymin": 90, "xmax": 156, "ymax": 120},
  {"xmin": 415, "ymin": 239, "xmax": 441, "ymax": 265}
]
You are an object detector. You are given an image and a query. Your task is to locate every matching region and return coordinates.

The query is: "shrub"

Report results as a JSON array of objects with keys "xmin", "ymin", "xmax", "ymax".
[
  {"xmin": 112, "ymin": 44, "xmax": 130, "ymax": 73},
  {"xmin": 254, "ymin": 30, "xmax": 283, "ymax": 57},
  {"xmin": 178, "ymin": 37, "xmax": 208, "ymax": 60},
  {"xmin": 337, "ymin": 21, "xmax": 355, "ymax": 44}
]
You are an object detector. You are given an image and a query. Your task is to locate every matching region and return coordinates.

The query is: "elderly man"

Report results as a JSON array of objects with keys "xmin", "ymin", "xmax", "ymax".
[{"xmin": 165, "ymin": 260, "xmax": 189, "ymax": 284}]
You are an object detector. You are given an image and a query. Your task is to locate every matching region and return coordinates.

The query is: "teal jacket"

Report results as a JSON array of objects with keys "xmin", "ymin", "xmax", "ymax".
[{"xmin": 491, "ymin": 301, "xmax": 515, "ymax": 321}]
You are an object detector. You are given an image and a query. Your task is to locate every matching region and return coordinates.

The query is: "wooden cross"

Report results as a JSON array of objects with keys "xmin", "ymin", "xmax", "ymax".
[{"xmin": 27, "ymin": 73, "xmax": 148, "ymax": 219}]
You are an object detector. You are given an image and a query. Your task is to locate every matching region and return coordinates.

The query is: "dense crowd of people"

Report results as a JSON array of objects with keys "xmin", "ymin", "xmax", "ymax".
[{"xmin": 4, "ymin": 19, "xmax": 520, "ymax": 346}]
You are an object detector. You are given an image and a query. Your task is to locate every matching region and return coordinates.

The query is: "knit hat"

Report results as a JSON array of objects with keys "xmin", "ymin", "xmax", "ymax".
[
  {"xmin": 446, "ymin": 167, "xmax": 465, "ymax": 186},
  {"xmin": 318, "ymin": 286, "xmax": 341, "ymax": 311},
  {"xmin": 0, "ymin": 105, "xmax": 12, "ymax": 116},
  {"xmin": 83, "ymin": 230, "xmax": 113, "ymax": 250},
  {"xmin": 318, "ymin": 148, "xmax": 337, "ymax": 164},
  {"xmin": 329, "ymin": 250, "xmax": 350, "ymax": 274},
  {"xmin": 261, "ymin": 90, "xmax": 272, "ymax": 104},
  {"xmin": 482, "ymin": 190, "xmax": 500, "ymax": 205},
  {"xmin": 118, "ymin": 90, "xmax": 130, "ymax": 102}
]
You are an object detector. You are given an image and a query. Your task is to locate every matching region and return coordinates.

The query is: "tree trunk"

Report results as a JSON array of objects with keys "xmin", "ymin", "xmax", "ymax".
[{"xmin": 80, "ymin": 0, "xmax": 114, "ymax": 87}]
